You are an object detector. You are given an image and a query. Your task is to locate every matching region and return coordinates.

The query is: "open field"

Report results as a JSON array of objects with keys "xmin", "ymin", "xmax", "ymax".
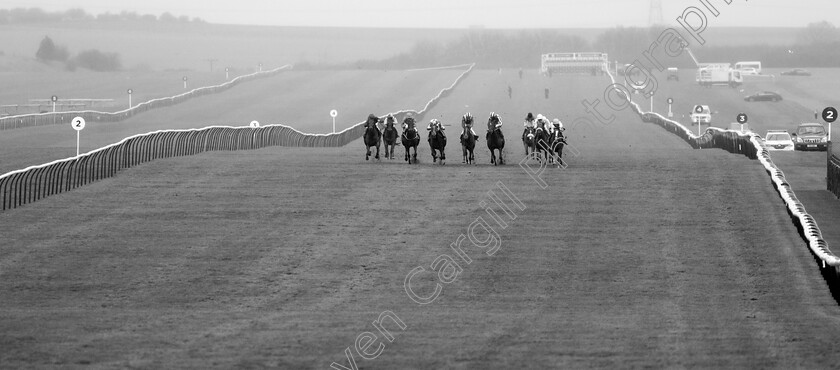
[
  {"xmin": 0, "ymin": 66, "xmax": 260, "ymax": 115},
  {"xmin": 2, "ymin": 70, "xmax": 840, "ymax": 368},
  {"xmin": 0, "ymin": 68, "xmax": 466, "ymax": 174}
]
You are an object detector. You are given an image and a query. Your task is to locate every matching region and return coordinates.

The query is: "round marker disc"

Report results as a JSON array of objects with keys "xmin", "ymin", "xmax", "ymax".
[
  {"xmin": 250, "ymin": 120, "xmax": 260, "ymax": 128},
  {"xmin": 330, "ymin": 109, "xmax": 338, "ymax": 118},
  {"xmin": 127, "ymin": 89, "xmax": 133, "ymax": 94},
  {"xmin": 71, "ymin": 117, "xmax": 86, "ymax": 131},
  {"xmin": 667, "ymin": 98, "xmax": 673, "ymax": 104},
  {"xmin": 51, "ymin": 95, "xmax": 58, "ymax": 102},
  {"xmin": 737, "ymin": 113, "xmax": 748, "ymax": 124},
  {"xmin": 183, "ymin": 76, "xmax": 188, "ymax": 81},
  {"xmin": 823, "ymin": 107, "xmax": 837, "ymax": 123},
  {"xmin": 694, "ymin": 105, "xmax": 703, "ymax": 113}
]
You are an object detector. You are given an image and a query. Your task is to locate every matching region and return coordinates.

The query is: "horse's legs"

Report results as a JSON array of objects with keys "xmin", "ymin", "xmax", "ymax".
[
  {"xmin": 440, "ymin": 148, "xmax": 445, "ymax": 164},
  {"xmin": 366, "ymin": 146, "xmax": 370, "ymax": 161},
  {"xmin": 375, "ymin": 144, "xmax": 380, "ymax": 160}
]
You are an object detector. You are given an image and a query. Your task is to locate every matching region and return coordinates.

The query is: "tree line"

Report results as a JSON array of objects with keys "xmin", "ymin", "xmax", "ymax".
[
  {"xmin": 36, "ymin": 36, "xmax": 121, "ymax": 72},
  {"xmin": 331, "ymin": 21, "xmax": 840, "ymax": 70},
  {"xmin": 0, "ymin": 7, "xmax": 205, "ymax": 24}
]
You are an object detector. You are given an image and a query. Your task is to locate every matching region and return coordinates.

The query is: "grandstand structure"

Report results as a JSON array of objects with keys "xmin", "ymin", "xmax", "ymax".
[{"xmin": 540, "ymin": 52, "xmax": 609, "ymax": 75}]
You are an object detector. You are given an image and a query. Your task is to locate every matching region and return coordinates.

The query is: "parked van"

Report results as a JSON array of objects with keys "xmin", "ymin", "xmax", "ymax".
[{"xmin": 734, "ymin": 61, "xmax": 761, "ymax": 74}]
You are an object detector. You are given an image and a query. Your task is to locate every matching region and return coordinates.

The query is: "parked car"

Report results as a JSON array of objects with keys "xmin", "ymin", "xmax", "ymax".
[
  {"xmin": 780, "ymin": 68, "xmax": 811, "ymax": 76},
  {"xmin": 739, "ymin": 67, "xmax": 759, "ymax": 76},
  {"xmin": 763, "ymin": 130, "xmax": 794, "ymax": 151},
  {"xmin": 690, "ymin": 105, "xmax": 711, "ymax": 125},
  {"xmin": 744, "ymin": 91, "xmax": 782, "ymax": 102},
  {"xmin": 791, "ymin": 123, "xmax": 828, "ymax": 151}
]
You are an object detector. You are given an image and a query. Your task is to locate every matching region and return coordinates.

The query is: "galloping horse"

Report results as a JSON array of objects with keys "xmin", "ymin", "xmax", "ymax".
[
  {"xmin": 428, "ymin": 119, "xmax": 447, "ymax": 165},
  {"xmin": 363, "ymin": 114, "xmax": 382, "ymax": 161},
  {"xmin": 549, "ymin": 124, "xmax": 568, "ymax": 166},
  {"xmin": 533, "ymin": 118, "xmax": 551, "ymax": 162},
  {"xmin": 382, "ymin": 114, "xmax": 399, "ymax": 160},
  {"xmin": 486, "ymin": 112, "xmax": 505, "ymax": 165},
  {"xmin": 523, "ymin": 126, "xmax": 536, "ymax": 157},
  {"xmin": 401, "ymin": 116, "xmax": 420, "ymax": 164},
  {"xmin": 460, "ymin": 113, "xmax": 477, "ymax": 164}
]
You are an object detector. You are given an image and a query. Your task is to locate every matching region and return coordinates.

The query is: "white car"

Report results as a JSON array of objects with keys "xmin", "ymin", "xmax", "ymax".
[
  {"xmin": 764, "ymin": 130, "xmax": 794, "ymax": 151},
  {"xmin": 739, "ymin": 67, "xmax": 759, "ymax": 76},
  {"xmin": 690, "ymin": 105, "xmax": 711, "ymax": 125}
]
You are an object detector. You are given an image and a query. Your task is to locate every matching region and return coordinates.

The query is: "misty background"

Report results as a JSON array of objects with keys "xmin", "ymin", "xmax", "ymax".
[{"xmin": 0, "ymin": 2, "xmax": 838, "ymax": 72}]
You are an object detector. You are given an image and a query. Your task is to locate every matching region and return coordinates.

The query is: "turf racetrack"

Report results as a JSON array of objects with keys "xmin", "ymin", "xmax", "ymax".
[
  {"xmin": 2, "ymin": 71, "xmax": 840, "ymax": 368},
  {"xmin": 0, "ymin": 69, "xmax": 465, "ymax": 174}
]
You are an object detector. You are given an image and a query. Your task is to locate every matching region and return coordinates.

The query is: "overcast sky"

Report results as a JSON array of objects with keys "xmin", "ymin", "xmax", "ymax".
[{"xmin": 5, "ymin": 0, "xmax": 838, "ymax": 28}]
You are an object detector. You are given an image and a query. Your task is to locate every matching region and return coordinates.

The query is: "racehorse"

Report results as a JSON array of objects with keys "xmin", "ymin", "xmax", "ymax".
[
  {"xmin": 523, "ymin": 126, "xmax": 536, "ymax": 157},
  {"xmin": 382, "ymin": 114, "xmax": 398, "ymax": 160},
  {"xmin": 533, "ymin": 122, "xmax": 551, "ymax": 162},
  {"xmin": 549, "ymin": 126, "xmax": 568, "ymax": 166},
  {"xmin": 363, "ymin": 114, "xmax": 382, "ymax": 161},
  {"xmin": 460, "ymin": 113, "xmax": 477, "ymax": 164},
  {"xmin": 486, "ymin": 112, "xmax": 505, "ymax": 165},
  {"xmin": 428, "ymin": 119, "xmax": 447, "ymax": 165},
  {"xmin": 401, "ymin": 117, "xmax": 420, "ymax": 164}
]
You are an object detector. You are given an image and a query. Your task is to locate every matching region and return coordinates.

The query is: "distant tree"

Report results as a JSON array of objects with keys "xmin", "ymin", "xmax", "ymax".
[
  {"xmin": 798, "ymin": 21, "xmax": 839, "ymax": 45},
  {"xmin": 96, "ymin": 12, "xmax": 120, "ymax": 22},
  {"xmin": 63, "ymin": 8, "xmax": 92, "ymax": 21},
  {"xmin": 72, "ymin": 49, "xmax": 122, "ymax": 71},
  {"xmin": 35, "ymin": 36, "xmax": 69, "ymax": 62},
  {"xmin": 159, "ymin": 12, "xmax": 177, "ymax": 22},
  {"xmin": 120, "ymin": 11, "xmax": 139, "ymax": 21}
]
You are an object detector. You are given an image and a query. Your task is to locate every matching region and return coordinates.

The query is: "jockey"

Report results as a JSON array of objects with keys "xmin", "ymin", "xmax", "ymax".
[
  {"xmin": 535, "ymin": 114, "xmax": 549, "ymax": 133},
  {"xmin": 522, "ymin": 112, "xmax": 535, "ymax": 141},
  {"xmin": 402, "ymin": 115, "xmax": 416, "ymax": 132},
  {"xmin": 461, "ymin": 113, "xmax": 479, "ymax": 141},
  {"xmin": 487, "ymin": 112, "xmax": 504, "ymax": 140},
  {"xmin": 365, "ymin": 113, "xmax": 382, "ymax": 134},
  {"xmin": 427, "ymin": 119, "xmax": 445, "ymax": 137},
  {"xmin": 551, "ymin": 118, "xmax": 564, "ymax": 134},
  {"xmin": 384, "ymin": 114, "xmax": 397, "ymax": 129}
]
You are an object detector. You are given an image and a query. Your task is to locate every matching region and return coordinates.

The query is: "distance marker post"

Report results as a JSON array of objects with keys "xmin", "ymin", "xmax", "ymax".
[
  {"xmin": 330, "ymin": 109, "xmax": 338, "ymax": 134},
  {"xmin": 737, "ymin": 113, "xmax": 748, "ymax": 134},
  {"xmin": 823, "ymin": 107, "xmax": 837, "ymax": 143},
  {"xmin": 183, "ymin": 76, "xmax": 188, "ymax": 89},
  {"xmin": 250, "ymin": 120, "xmax": 260, "ymax": 128},
  {"xmin": 127, "ymin": 88, "xmax": 133, "ymax": 109},
  {"xmin": 694, "ymin": 105, "xmax": 703, "ymax": 136},
  {"xmin": 649, "ymin": 91, "xmax": 654, "ymax": 112},
  {"xmin": 667, "ymin": 97, "xmax": 674, "ymax": 118},
  {"xmin": 51, "ymin": 95, "xmax": 58, "ymax": 113},
  {"xmin": 71, "ymin": 116, "xmax": 85, "ymax": 156},
  {"xmin": 225, "ymin": 67, "xmax": 230, "ymax": 80}
]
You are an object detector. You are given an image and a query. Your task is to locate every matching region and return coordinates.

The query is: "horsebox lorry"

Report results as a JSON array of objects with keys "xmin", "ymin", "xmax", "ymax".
[{"xmin": 696, "ymin": 63, "xmax": 743, "ymax": 87}]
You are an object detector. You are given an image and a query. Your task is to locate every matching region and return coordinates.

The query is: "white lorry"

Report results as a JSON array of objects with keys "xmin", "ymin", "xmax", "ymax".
[{"xmin": 696, "ymin": 63, "xmax": 743, "ymax": 88}]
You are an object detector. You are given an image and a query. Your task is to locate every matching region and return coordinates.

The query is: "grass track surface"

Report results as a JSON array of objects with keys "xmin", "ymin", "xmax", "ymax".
[
  {"xmin": 2, "ymin": 71, "xmax": 840, "ymax": 368},
  {"xmin": 0, "ymin": 69, "xmax": 464, "ymax": 174}
]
